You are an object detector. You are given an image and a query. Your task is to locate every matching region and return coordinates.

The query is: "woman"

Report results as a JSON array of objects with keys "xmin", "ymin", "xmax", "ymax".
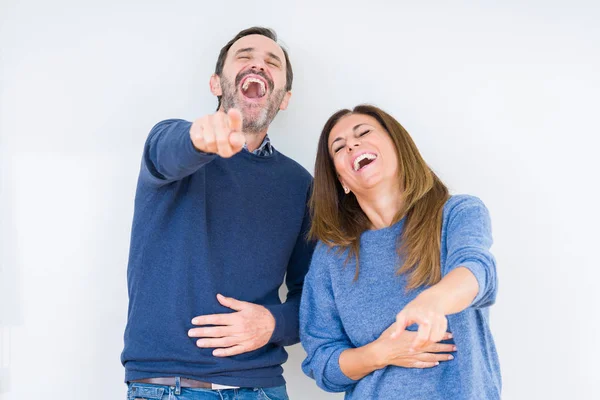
[{"xmin": 300, "ymin": 105, "xmax": 501, "ymax": 399}]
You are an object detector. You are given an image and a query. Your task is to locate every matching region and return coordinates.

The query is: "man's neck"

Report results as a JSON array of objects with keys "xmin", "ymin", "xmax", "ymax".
[{"xmin": 245, "ymin": 131, "xmax": 268, "ymax": 152}]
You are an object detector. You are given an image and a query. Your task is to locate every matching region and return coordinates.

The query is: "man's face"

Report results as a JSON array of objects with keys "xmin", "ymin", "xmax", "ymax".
[{"xmin": 212, "ymin": 34, "xmax": 291, "ymax": 134}]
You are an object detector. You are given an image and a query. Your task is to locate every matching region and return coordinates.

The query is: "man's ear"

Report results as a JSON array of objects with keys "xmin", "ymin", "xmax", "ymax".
[
  {"xmin": 279, "ymin": 91, "xmax": 292, "ymax": 111},
  {"xmin": 210, "ymin": 74, "xmax": 222, "ymax": 96}
]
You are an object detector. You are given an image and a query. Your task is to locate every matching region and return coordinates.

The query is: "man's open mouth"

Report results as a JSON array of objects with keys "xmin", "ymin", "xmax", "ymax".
[{"xmin": 240, "ymin": 75, "xmax": 267, "ymax": 99}]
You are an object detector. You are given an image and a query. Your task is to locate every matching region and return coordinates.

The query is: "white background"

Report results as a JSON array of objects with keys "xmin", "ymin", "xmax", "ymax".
[{"xmin": 1, "ymin": 0, "xmax": 599, "ymax": 399}]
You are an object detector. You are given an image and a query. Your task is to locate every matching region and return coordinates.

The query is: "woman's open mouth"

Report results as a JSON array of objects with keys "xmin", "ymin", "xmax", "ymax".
[{"xmin": 353, "ymin": 152, "xmax": 377, "ymax": 172}]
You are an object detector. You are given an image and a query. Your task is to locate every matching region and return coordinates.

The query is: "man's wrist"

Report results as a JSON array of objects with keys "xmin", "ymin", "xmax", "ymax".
[
  {"xmin": 262, "ymin": 304, "xmax": 282, "ymax": 344},
  {"xmin": 263, "ymin": 306, "xmax": 276, "ymax": 334}
]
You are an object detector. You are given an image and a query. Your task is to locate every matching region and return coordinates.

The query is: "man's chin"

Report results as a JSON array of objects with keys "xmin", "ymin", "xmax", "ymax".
[
  {"xmin": 238, "ymin": 97, "xmax": 268, "ymax": 109},
  {"xmin": 239, "ymin": 104, "xmax": 267, "ymax": 119}
]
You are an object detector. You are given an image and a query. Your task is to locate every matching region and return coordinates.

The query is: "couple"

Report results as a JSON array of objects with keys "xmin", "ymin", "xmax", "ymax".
[{"xmin": 121, "ymin": 27, "xmax": 501, "ymax": 400}]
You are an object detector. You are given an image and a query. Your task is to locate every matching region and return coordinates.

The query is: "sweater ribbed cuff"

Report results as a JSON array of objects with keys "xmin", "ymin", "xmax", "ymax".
[{"xmin": 323, "ymin": 347, "xmax": 357, "ymax": 389}]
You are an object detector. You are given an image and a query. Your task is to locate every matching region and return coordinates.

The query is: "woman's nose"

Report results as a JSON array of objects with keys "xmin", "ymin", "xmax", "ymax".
[{"xmin": 346, "ymin": 141, "xmax": 360, "ymax": 152}]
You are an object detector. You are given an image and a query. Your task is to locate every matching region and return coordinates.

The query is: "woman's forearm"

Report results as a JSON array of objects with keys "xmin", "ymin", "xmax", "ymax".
[
  {"xmin": 339, "ymin": 341, "xmax": 384, "ymax": 380},
  {"xmin": 424, "ymin": 266, "xmax": 479, "ymax": 315}
]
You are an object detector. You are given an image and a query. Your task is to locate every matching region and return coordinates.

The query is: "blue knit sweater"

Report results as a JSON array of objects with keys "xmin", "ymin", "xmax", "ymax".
[
  {"xmin": 121, "ymin": 119, "xmax": 314, "ymax": 388},
  {"xmin": 300, "ymin": 195, "xmax": 501, "ymax": 399}
]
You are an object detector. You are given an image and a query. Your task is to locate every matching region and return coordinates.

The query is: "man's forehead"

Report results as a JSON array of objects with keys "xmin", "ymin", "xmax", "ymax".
[{"xmin": 228, "ymin": 34, "xmax": 285, "ymax": 60}]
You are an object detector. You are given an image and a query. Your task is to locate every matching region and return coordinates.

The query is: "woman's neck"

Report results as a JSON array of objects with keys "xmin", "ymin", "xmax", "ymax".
[{"xmin": 354, "ymin": 182, "xmax": 404, "ymax": 230}]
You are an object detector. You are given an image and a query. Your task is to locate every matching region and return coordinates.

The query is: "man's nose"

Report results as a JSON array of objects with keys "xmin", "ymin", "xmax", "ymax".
[{"xmin": 249, "ymin": 60, "xmax": 266, "ymax": 72}]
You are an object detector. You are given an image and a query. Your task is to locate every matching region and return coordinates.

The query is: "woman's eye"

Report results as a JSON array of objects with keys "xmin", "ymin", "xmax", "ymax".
[
  {"xmin": 359, "ymin": 130, "xmax": 371, "ymax": 137},
  {"xmin": 334, "ymin": 146, "xmax": 343, "ymax": 153}
]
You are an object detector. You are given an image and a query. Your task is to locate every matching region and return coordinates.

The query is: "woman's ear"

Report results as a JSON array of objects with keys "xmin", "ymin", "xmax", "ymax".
[{"xmin": 339, "ymin": 179, "xmax": 351, "ymax": 194}]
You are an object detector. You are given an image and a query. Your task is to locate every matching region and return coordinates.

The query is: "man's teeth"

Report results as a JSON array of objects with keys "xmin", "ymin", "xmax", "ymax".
[
  {"xmin": 353, "ymin": 153, "xmax": 377, "ymax": 171},
  {"xmin": 242, "ymin": 78, "xmax": 266, "ymax": 96}
]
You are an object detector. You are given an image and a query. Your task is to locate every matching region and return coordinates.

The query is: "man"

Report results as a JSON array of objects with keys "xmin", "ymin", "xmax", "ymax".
[{"xmin": 121, "ymin": 27, "xmax": 314, "ymax": 400}]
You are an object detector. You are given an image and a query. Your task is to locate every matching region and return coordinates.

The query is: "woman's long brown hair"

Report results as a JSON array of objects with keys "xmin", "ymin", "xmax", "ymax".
[{"xmin": 309, "ymin": 105, "xmax": 449, "ymax": 290}]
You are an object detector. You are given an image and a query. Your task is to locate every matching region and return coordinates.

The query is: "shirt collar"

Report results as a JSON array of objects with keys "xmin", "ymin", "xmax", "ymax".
[{"xmin": 243, "ymin": 134, "xmax": 274, "ymax": 157}]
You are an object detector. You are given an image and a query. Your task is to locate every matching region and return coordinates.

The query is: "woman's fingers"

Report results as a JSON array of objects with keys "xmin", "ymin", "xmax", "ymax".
[
  {"xmin": 410, "ymin": 361, "xmax": 439, "ymax": 369},
  {"xmin": 411, "ymin": 317, "xmax": 433, "ymax": 351},
  {"xmin": 390, "ymin": 351, "xmax": 455, "ymax": 369},
  {"xmin": 414, "ymin": 352, "xmax": 454, "ymax": 363},
  {"xmin": 407, "ymin": 312, "xmax": 449, "ymax": 351},
  {"xmin": 423, "ymin": 342, "xmax": 457, "ymax": 353},
  {"xmin": 392, "ymin": 312, "xmax": 410, "ymax": 338},
  {"xmin": 431, "ymin": 315, "xmax": 448, "ymax": 343}
]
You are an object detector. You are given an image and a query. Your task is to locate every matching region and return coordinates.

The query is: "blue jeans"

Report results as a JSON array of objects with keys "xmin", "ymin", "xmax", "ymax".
[{"xmin": 127, "ymin": 382, "xmax": 289, "ymax": 400}]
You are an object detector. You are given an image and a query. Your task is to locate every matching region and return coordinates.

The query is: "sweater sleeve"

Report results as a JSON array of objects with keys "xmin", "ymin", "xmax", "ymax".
[
  {"xmin": 140, "ymin": 119, "xmax": 217, "ymax": 186},
  {"xmin": 300, "ymin": 244, "xmax": 358, "ymax": 393},
  {"xmin": 443, "ymin": 195, "xmax": 498, "ymax": 309},
  {"xmin": 265, "ymin": 185, "xmax": 315, "ymax": 346}
]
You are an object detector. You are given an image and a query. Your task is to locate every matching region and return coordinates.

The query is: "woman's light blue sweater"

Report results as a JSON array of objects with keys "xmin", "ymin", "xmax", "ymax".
[{"xmin": 300, "ymin": 195, "xmax": 501, "ymax": 399}]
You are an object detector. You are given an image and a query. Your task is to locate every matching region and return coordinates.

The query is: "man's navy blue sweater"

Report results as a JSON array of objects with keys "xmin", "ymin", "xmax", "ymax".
[{"xmin": 121, "ymin": 119, "xmax": 314, "ymax": 388}]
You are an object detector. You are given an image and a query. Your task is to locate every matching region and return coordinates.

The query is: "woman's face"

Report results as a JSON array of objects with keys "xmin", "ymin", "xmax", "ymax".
[{"xmin": 327, "ymin": 113, "xmax": 399, "ymax": 194}]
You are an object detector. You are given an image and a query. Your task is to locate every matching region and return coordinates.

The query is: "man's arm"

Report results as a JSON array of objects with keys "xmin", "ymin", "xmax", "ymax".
[
  {"xmin": 264, "ymin": 187, "xmax": 315, "ymax": 346},
  {"xmin": 141, "ymin": 110, "xmax": 245, "ymax": 186}
]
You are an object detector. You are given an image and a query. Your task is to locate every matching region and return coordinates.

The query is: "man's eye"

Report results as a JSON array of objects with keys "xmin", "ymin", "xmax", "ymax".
[
  {"xmin": 267, "ymin": 61, "xmax": 279, "ymax": 67},
  {"xmin": 239, "ymin": 56, "xmax": 250, "ymax": 60}
]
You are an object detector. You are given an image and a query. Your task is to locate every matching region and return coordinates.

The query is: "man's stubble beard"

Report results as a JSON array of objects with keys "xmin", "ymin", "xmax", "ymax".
[{"xmin": 220, "ymin": 76, "xmax": 287, "ymax": 135}]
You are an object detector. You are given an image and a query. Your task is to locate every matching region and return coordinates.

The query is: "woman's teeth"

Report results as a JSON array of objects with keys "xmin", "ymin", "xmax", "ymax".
[{"xmin": 353, "ymin": 153, "xmax": 377, "ymax": 171}]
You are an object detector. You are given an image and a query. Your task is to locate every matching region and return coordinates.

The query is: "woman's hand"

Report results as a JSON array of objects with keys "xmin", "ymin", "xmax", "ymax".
[
  {"xmin": 391, "ymin": 290, "xmax": 448, "ymax": 353},
  {"xmin": 339, "ymin": 321, "xmax": 456, "ymax": 380},
  {"xmin": 373, "ymin": 323, "xmax": 455, "ymax": 369},
  {"xmin": 392, "ymin": 267, "xmax": 481, "ymax": 352}
]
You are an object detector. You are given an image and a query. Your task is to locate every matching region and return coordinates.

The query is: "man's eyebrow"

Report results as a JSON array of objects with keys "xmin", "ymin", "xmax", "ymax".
[
  {"xmin": 234, "ymin": 47, "xmax": 254, "ymax": 56},
  {"xmin": 235, "ymin": 48, "xmax": 283, "ymax": 65}
]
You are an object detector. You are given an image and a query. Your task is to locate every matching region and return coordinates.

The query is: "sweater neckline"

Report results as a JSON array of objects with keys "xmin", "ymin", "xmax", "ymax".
[
  {"xmin": 236, "ymin": 148, "xmax": 280, "ymax": 162},
  {"xmin": 360, "ymin": 217, "xmax": 406, "ymax": 242}
]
